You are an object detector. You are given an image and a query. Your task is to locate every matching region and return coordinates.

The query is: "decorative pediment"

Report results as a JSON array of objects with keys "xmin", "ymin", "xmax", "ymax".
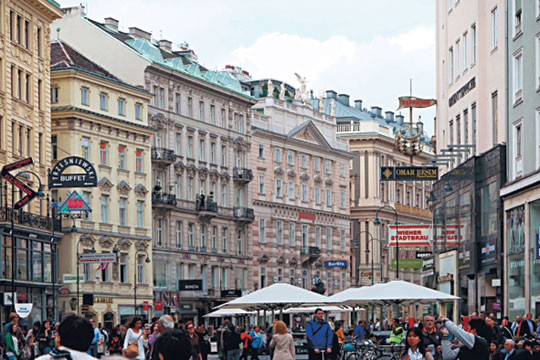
[
  {"xmin": 287, "ymin": 169, "xmax": 296, "ymax": 177},
  {"xmin": 98, "ymin": 177, "xmax": 114, "ymax": 191},
  {"xmin": 151, "ymin": 112, "xmax": 169, "ymax": 128},
  {"xmin": 274, "ymin": 166, "xmax": 284, "ymax": 175},
  {"xmin": 233, "ymin": 136, "xmax": 247, "ymax": 148},
  {"xmin": 135, "ymin": 239, "xmax": 148, "ymax": 251},
  {"xmin": 98, "ymin": 236, "xmax": 114, "ymax": 248},
  {"xmin": 277, "ymin": 256, "xmax": 286, "ymax": 264},
  {"xmin": 199, "ymin": 166, "xmax": 208, "ymax": 179},
  {"xmin": 117, "ymin": 238, "xmax": 132, "ymax": 251},
  {"xmin": 258, "ymin": 254, "xmax": 269, "ymax": 263},
  {"xmin": 174, "ymin": 161, "xmax": 185, "ymax": 170},
  {"xmin": 186, "ymin": 164, "xmax": 197, "ymax": 176},
  {"xmin": 325, "ymin": 178, "xmax": 334, "ymax": 186},
  {"xmin": 313, "ymin": 175, "xmax": 322, "ymax": 183},
  {"xmin": 299, "ymin": 172, "xmax": 309, "ymax": 181},
  {"xmin": 134, "ymin": 184, "xmax": 149, "ymax": 197},
  {"xmin": 287, "ymin": 120, "xmax": 332, "ymax": 149},
  {"xmin": 220, "ymin": 172, "xmax": 230, "ymax": 182},
  {"xmin": 79, "ymin": 234, "xmax": 95, "ymax": 248},
  {"xmin": 289, "ymin": 257, "xmax": 298, "ymax": 265},
  {"xmin": 117, "ymin": 180, "xmax": 132, "ymax": 195},
  {"xmin": 209, "ymin": 169, "xmax": 220, "ymax": 181}
]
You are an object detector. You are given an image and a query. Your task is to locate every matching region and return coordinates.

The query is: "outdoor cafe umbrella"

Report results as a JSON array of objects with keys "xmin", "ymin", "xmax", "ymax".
[
  {"xmin": 217, "ymin": 283, "xmax": 329, "ymax": 319},
  {"xmin": 204, "ymin": 308, "xmax": 254, "ymax": 318}
]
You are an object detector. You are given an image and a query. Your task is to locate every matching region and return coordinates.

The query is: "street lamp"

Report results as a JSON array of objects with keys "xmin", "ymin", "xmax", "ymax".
[
  {"xmin": 134, "ymin": 249, "xmax": 150, "ymax": 316},
  {"xmin": 77, "ymin": 236, "xmax": 96, "ymax": 315},
  {"xmin": 364, "ymin": 238, "xmax": 384, "ymax": 285},
  {"xmin": 353, "ymin": 230, "xmax": 377, "ymax": 286},
  {"xmin": 8, "ymin": 171, "xmax": 44, "ymax": 313},
  {"xmin": 374, "ymin": 205, "xmax": 399, "ymax": 279}
]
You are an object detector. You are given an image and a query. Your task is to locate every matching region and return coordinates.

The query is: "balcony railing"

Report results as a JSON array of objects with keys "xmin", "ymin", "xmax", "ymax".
[
  {"xmin": 233, "ymin": 168, "xmax": 253, "ymax": 183},
  {"xmin": 152, "ymin": 192, "xmax": 177, "ymax": 206},
  {"xmin": 151, "ymin": 147, "xmax": 176, "ymax": 163},
  {"xmin": 196, "ymin": 199, "xmax": 218, "ymax": 213},
  {"xmin": 301, "ymin": 246, "xmax": 321, "ymax": 256},
  {"xmin": 233, "ymin": 207, "xmax": 255, "ymax": 222},
  {"xmin": 1, "ymin": 207, "xmax": 57, "ymax": 231}
]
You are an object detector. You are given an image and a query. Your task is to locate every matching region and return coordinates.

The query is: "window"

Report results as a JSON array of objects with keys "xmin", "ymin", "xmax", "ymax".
[
  {"xmin": 326, "ymin": 228, "xmax": 332, "ymax": 250},
  {"xmin": 51, "ymin": 135, "xmax": 57, "ymax": 161},
  {"xmin": 136, "ymin": 201, "xmax": 144, "ymax": 228},
  {"xmin": 340, "ymin": 230, "xmax": 346, "ymax": 251},
  {"xmin": 118, "ymin": 145, "xmax": 126, "ymax": 169},
  {"xmin": 277, "ymin": 221, "xmax": 283, "ymax": 245},
  {"xmin": 25, "ymin": 74, "xmax": 30, "ymax": 102},
  {"xmin": 119, "ymin": 198, "xmax": 127, "ymax": 226},
  {"xmin": 16, "ymin": 15, "xmax": 21, "ymax": 43},
  {"xmin": 118, "ymin": 98, "xmax": 126, "ymax": 116},
  {"xmin": 275, "ymin": 148, "xmax": 281, "ymax": 162},
  {"xmin": 537, "ymin": 35, "xmax": 540, "ymax": 89},
  {"xmin": 491, "ymin": 8, "xmax": 498, "ymax": 50},
  {"xmin": 119, "ymin": 254, "xmax": 128, "ymax": 283},
  {"xmin": 187, "ymin": 97, "xmax": 193, "ymax": 117},
  {"xmin": 221, "ymin": 145, "xmax": 227, "ymax": 166},
  {"xmin": 341, "ymin": 272, "xmax": 346, "ymax": 290},
  {"xmin": 513, "ymin": 50, "xmax": 523, "ymax": 103},
  {"xmin": 175, "ymin": 133, "xmax": 182, "ymax": 155},
  {"xmin": 301, "ymin": 154, "xmax": 307, "ymax": 168},
  {"xmin": 276, "ymin": 178, "xmax": 282, "ymax": 197},
  {"xmin": 137, "ymin": 255, "xmax": 145, "ymax": 284},
  {"xmin": 315, "ymin": 186, "xmax": 320, "ymax": 204},
  {"xmin": 37, "ymin": 27, "xmax": 42, "ymax": 56},
  {"xmin": 234, "ymin": 113, "xmax": 239, "ymax": 132},
  {"xmin": 17, "ymin": 69, "xmax": 22, "ymax": 99},
  {"xmin": 210, "ymin": 105, "xmax": 215, "ymax": 124},
  {"xmin": 187, "ymin": 177, "xmax": 193, "ymax": 201},
  {"xmin": 288, "ymin": 181, "xmax": 294, "ymax": 199},
  {"xmin": 81, "ymin": 137, "xmax": 90, "ymax": 160},
  {"xmin": 302, "ymin": 225, "xmax": 308, "ymax": 249},
  {"xmin": 314, "ymin": 157, "xmax": 320, "ymax": 171},
  {"xmin": 101, "ymin": 195, "xmax": 109, "ymax": 224},
  {"xmin": 325, "ymin": 160, "xmax": 331, "ymax": 173},
  {"xmin": 471, "ymin": 24, "xmax": 477, "ymax": 64},
  {"xmin": 514, "ymin": 0, "xmax": 522, "ymax": 36},
  {"xmin": 237, "ymin": 230, "xmax": 244, "ymax": 255},
  {"xmin": 340, "ymin": 164, "xmax": 345, "ymax": 177},
  {"xmin": 463, "ymin": 32, "xmax": 468, "ymax": 70},
  {"xmin": 199, "ymin": 139, "xmax": 205, "ymax": 161},
  {"xmin": 260, "ymin": 267, "xmax": 267, "ymax": 288},
  {"xmin": 456, "ymin": 114, "xmax": 461, "ymax": 144},
  {"xmin": 99, "ymin": 142, "xmax": 108, "ymax": 165},
  {"xmin": 315, "ymin": 226, "xmax": 321, "ymax": 248},
  {"xmin": 326, "ymin": 189, "xmax": 332, "ymax": 206},
  {"xmin": 287, "ymin": 151, "xmax": 294, "ymax": 165},
  {"xmin": 152, "ymin": 86, "xmax": 158, "ymax": 107},
  {"xmin": 81, "ymin": 87, "xmax": 89, "ymax": 105},
  {"xmin": 221, "ymin": 108, "xmax": 226, "ymax": 127},
  {"xmin": 175, "ymin": 93, "xmax": 180, "ymax": 114},
  {"xmin": 290, "ymin": 269, "xmax": 295, "ymax": 285},
  {"xmin": 221, "ymin": 184, "xmax": 227, "ymax": 206},
  {"xmin": 492, "ymin": 92, "xmax": 498, "ymax": 145},
  {"xmin": 259, "ymin": 175, "xmax": 265, "ymax": 194},
  {"xmin": 210, "ymin": 142, "xmax": 216, "ymax": 163},
  {"xmin": 259, "ymin": 219, "xmax": 266, "ymax": 243},
  {"xmin": 199, "ymin": 101, "xmax": 204, "ymax": 121},
  {"xmin": 463, "ymin": 109, "xmax": 469, "ymax": 145},
  {"xmin": 175, "ymin": 175, "xmax": 181, "ymax": 198},
  {"xmin": 100, "ymin": 92, "xmax": 108, "ymax": 111},
  {"xmin": 236, "ymin": 150, "xmax": 242, "ymax": 167},
  {"xmin": 135, "ymin": 103, "xmax": 143, "ymax": 120},
  {"xmin": 187, "ymin": 136, "xmax": 193, "ymax": 158},
  {"xmin": 302, "ymin": 184, "xmax": 308, "ymax": 202},
  {"xmin": 449, "ymin": 120, "xmax": 454, "ymax": 145},
  {"xmin": 188, "ymin": 223, "xmax": 194, "ymax": 247},
  {"xmin": 289, "ymin": 223, "xmax": 295, "ymax": 246},
  {"xmin": 159, "ymin": 88, "xmax": 164, "ymax": 109},
  {"xmin": 156, "ymin": 218, "xmax": 164, "ymax": 246},
  {"xmin": 259, "ymin": 144, "xmax": 264, "ymax": 158},
  {"xmin": 340, "ymin": 191, "xmax": 346, "ymax": 208},
  {"xmin": 448, "ymin": 47, "xmax": 454, "ymax": 84},
  {"xmin": 222, "ymin": 228, "xmax": 228, "ymax": 253},
  {"xmin": 51, "ymin": 86, "xmax": 58, "ymax": 104},
  {"xmin": 472, "ymin": 103, "xmax": 477, "ymax": 147},
  {"xmin": 136, "ymin": 150, "xmax": 143, "ymax": 172},
  {"xmin": 455, "ymin": 40, "xmax": 460, "ymax": 77},
  {"xmin": 201, "ymin": 225, "xmax": 207, "ymax": 249},
  {"xmin": 211, "ymin": 226, "xmax": 217, "ymax": 250}
]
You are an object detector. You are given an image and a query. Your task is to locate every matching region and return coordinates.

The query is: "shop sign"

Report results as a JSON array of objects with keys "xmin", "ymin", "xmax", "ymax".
[
  {"xmin": 422, "ymin": 257, "xmax": 434, "ymax": 272},
  {"xmin": 154, "ymin": 301, "xmax": 163, "ymax": 311},
  {"xmin": 58, "ymin": 190, "xmax": 92, "ymax": 214},
  {"xmin": 1, "ymin": 157, "xmax": 38, "ymax": 209},
  {"xmin": 449, "ymin": 77, "xmax": 475, "ymax": 107},
  {"xmin": 479, "ymin": 241, "xmax": 496, "ymax": 265},
  {"xmin": 144, "ymin": 301, "xmax": 149, "ymax": 311},
  {"xmin": 221, "ymin": 289, "xmax": 242, "ymax": 298},
  {"xmin": 434, "ymin": 225, "xmax": 466, "ymax": 246},
  {"xmin": 391, "ymin": 258, "xmax": 422, "ymax": 269},
  {"xmin": 445, "ymin": 166, "xmax": 474, "ymax": 180},
  {"xmin": 49, "ymin": 156, "xmax": 98, "ymax": 188},
  {"xmin": 298, "ymin": 212, "xmax": 315, "ymax": 222},
  {"xmin": 493, "ymin": 302, "xmax": 502, "ymax": 311},
  {"xmin": 161, "ymin": 291, "xmax": 181, "ymax": 307},
  {"xmin": 179, "ymin": 280, "xmax": 203, "ymax": 291},
  {"xmin": 63, "ymin": 274, "xmax": 84, "ymax": 283},
  {"xmin": 388, "ymin": 225, "xmax": 431, "ymax": 247},
  {"xmin": 180, "ymin": 303, "xmax": 193, "ymax": 311},
  {"xmin": 15, "ymin": 303, "xmax": 33, "ymax": 319},
  {"xmin": 416, "ymin": 251, "xmax": 432, "ymax": 259},
  {"xmin": 324, "ymin": 260, "xmax": 348, "ymax": 268},
  {"xmin": 459, "ymin": 250, "xmax": 470, "ymax": 269},
  {"xmin": 78, "ymin": 253, "xmax": 117, "ymax": 263},
  {"xmin": 380, "ymin": 166, "xmax": 438, "ymax": 181},
  {"xmin": 95, "ymin": 297, "xmax": 113, "ymax": 304}
]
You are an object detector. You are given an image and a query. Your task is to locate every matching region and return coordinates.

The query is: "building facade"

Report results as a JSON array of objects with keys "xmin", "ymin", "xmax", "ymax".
[
  {"xmin": 249, "ymin": 93, "xmax": 352, "ymax": 296},
  {"xmin": 501, "ymin": 0, "xmax": 540, "ymax": 319},
  {"xmin": 53, "ymin": 7, "xmax": 256, "ymax": 323},
  {"xmin": 0, "ymin": 0, "xmax": 62, "ymax": 325},
  {"xmin": 50, "ymin": 40, "xmax": 154, "ymax": 325}
]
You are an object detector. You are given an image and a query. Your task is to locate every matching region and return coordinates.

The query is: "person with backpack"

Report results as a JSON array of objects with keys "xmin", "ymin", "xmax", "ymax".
[
  {"xmin": 239, "ymin": 327, "xmax": 252, "ymax": 360},
  {"xmin": 108, "ymin": 325, "xmax": 124, "ymax": 356},
  {"xmin": 306, "ymin": 308, "xmax": 333, "ymax": 360}
]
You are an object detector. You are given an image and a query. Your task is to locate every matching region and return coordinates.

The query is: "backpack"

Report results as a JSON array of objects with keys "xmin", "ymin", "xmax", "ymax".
[{"xmin": 109, "ymin": 335, "xmax": 122, "ymax": 351}]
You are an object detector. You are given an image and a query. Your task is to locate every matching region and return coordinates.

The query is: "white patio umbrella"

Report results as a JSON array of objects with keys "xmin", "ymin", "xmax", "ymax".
[
  {"xmin": 204, "ymin": 308, "xmax": 254, "ymax": 318},
  {"xmin": 283, "ymin": 306, "xmax": 352, "ymax": 314}
]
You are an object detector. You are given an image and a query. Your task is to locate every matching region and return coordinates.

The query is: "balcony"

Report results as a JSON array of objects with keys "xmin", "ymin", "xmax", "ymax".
[
  {"xmin": 152, "ymin": 192, "xmax": 177, "ymax": 208},
  {"xmin": 234, "ymin": 207, "xmax": 255, "ymax": 223},
  {"xmin": 151, "ymin": 147, "xmax": 176, "ymax": 164},
  {"xmin": 233, "ymin": 168, "xmax": 253, "ymax": 184},
  {"xmin": 196, "ymin": 196, "xmax": 218, "ymax": 222},
  {"xmin": 301, "ymin": 246, "xmax": 321, "ymax": 264}
]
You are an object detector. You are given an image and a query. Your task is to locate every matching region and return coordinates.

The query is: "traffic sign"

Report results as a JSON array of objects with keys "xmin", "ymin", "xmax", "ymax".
[
  {"xmin": 1, "ymin": 158, "xmax": 38, "ymax": 210},
  {"xmin": 78, "ymin": 253, "xmax": 117, "ymax": 263}
]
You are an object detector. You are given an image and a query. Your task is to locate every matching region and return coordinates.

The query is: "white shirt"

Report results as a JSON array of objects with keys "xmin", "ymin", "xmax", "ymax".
[
  {"xmin": 123, "ymin": 328, "xmax": 148, "ymax": 360},
  {"xmin": 36, "ymin": 346, "xmax": 96, "ymax": 360}
]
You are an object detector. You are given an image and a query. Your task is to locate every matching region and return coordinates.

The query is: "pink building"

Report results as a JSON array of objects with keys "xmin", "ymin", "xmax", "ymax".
[{"xmin": 249, "ymin": 95, "xmax": 352, "ymax": 295}]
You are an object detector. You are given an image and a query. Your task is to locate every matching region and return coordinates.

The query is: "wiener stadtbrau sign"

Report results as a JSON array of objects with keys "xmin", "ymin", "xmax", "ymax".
[{"xmin": 49, "ymin": 156, "xmax": 97, "ymax": 188}]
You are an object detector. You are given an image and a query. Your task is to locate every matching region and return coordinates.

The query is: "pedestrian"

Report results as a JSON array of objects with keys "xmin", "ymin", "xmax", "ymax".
[
  {"xmin": 249, "ymin": 326, "xmax": 264, "ymax": 360},
  {"xmin": 86, "ymin": 319, "xmax": 102, "ymax": 358},
  {"xmin": 97, "ymin": 323, "xmax": 108, "ymax": 358},
  {"xmin": 390, "ymin": 319, "xmax": 405, "ymax": 345},
  {"xmin": 150, "ymin": 315, "xmax": 175, "ymax": 360},
  {"xmin": 107, "ymin": 325, "xmax": 124, "ymax": 356},
  {"xmin": 269, "ymin": 320, "xmax": 295, "ymax": 360},
  {"xmin": 440, "ymin": 317, "xmax": 489, "ymax": 360},
  {"xmin": 184, "ymin": 321, "xmax": 201, "ymax": 360},
  {"xmin": 335, "ymin": 322, "xmax": 345, "ymax": 343},
  {"xmin": 501, "ymin": 319, "xmax": 513, "ymax": 340},
  {"xmin": 35, "ymin": 315, "xmax": 96, "ymax": 360},
  {"xmin": 489, "ymin": 341, "xmax": 499, "ymax": 360},
  {"xmin": 327, "ymin": 322, "xmax": 340, "ymax": 360},
  {"xmin": 196, "ymin": 325, "xmax": 211, "ymax": 360},
  {"xmin": 218, "ymin": 319, "xmax": 231, "ymax": 360},
  {"xmin": 25, "ymin": 321, "xmax": 41, "ymax": 360},
  {"xmin": 148, "ymin": 323, "xmax": 160, "ymax": 360},
  {"xmin": 155, "ymin": 330, "xmax": 192, "ymax": 360},
  {"xmin": 306, "ymin": 308, "xmax": 333, "ymax": 360},
  {"xmin": 223, "ymin": 324, "xmax": 242, "ymax": 360},
  {"xmin": 5, "ymin": 323, "xmax": 21, "ymax": 360},
  {"xmin": 353, "ymin": 321, "xmax": 365, "ymax": 342},
  {"xmin": 421, "ymin": 315, "xmax": 442, "ymax": 359},
  {"xmin": 486, "ymin": 317, "xmax": 503, "ymax": 344},
  {"xmin": 37, "ymin": 321, "xmax": 54, "ymax": 355},
  {"xmin": 239, "ymin": 327, "xmax": 252, "ymax": 360},
  {"xmin": 123, "ymin": 317, "xmax": 148, "ymax": 360},
  {"xmin": 401, "ymin": 328, "xmax": 433, "ymax": 360}
]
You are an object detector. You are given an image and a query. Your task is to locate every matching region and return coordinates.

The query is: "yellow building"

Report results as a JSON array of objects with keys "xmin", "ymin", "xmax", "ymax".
[
  {"xmin": 50, "ymin": 40, "xmax": 154, "ymax": 326},
  {"xmin": 0, "ymin": 0, "xmax": 62, "ymax": 324}
]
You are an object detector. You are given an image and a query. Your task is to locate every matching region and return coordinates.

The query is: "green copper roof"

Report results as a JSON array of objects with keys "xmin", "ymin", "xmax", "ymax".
[{"xmin": 48, "ymin": 0, "xmax": 61, "ymax": 9}]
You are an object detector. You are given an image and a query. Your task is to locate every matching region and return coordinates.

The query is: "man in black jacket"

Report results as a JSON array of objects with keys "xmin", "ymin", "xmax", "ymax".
[
  {"xmin": 440, "ymin": 317, "xmax": 489, "ymax": 360},
  {"xmin": 421, "ymin": 315, "xmax": 442, "ymax": 359},
  {"xmin": 156, "ymin": 330, "xmax": 192, "ymax": 360}
]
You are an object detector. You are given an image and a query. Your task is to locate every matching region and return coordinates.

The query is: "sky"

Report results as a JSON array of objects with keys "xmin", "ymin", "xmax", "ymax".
[{"xmin": 59, "ymin": 0, "xmax": 436, "ymax": 135}]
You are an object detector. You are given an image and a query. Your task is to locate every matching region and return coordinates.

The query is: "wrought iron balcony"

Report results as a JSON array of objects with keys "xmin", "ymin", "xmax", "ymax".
[
  {"xmin": 152, "ymin": 192, "xmax": 177, "ymax": 207},
  {"xmin": 301, "ymin": 246, "xmax": 321, "ymax": 260},
  {"xmin": 196, "ymin": 195, "xmax": 218, "ymax": 222},
  {"xmin": 233, "ymin": 207, "xmax": 255, "ymax": 223},
  {"xmin": 233, "ymin": 168, "xmax": 253, "ymax": 183},
  {"xmin": 1, "ymin": 207, "xmax": 56, "ymax": 231},
  {"xmin": 151, "ymin": 147, "xmax": 176, "ymax": 164}
]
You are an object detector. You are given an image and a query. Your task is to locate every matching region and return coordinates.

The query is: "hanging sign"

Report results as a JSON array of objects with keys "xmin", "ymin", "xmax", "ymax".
[
  {"xmin": 78, "ymin": 253, "xmax": 117, "ymax": 263},
  {"xmin": 388, "ymin": 225, "xmax": 431, "ymax": 246},
  {"xmin": 397, "ymin": 96, "xmax": 437, "ymax": 110},
  {"xmin": 15, "ymin": 303, "xmax": 33, "ymax": 318},
  {"xmin": 380, "ymin": 166, "xmax": 438, "ymax": 181},
  {"xmin": 58, "ymin": 190, "xmax": 92, "ymax": 214},
  {"xmin": 154, "ymin": 301, "xmax": 163, "ymax": 311},
  {"xmin": 1, "ymin": 158, "xmax": 38, "ymax": 210},
  {"xmin": 49, "ymin": 156, "xmax": 98, "ymax": 188},
  {"xmin": 178, "ymin": 280, "xmax": 203, "ymax": 291}
]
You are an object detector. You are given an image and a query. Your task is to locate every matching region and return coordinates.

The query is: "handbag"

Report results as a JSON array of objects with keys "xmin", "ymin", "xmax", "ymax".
[{"xmin": 123, "ymin": 333, "xmax": 143, "ymax": 359}]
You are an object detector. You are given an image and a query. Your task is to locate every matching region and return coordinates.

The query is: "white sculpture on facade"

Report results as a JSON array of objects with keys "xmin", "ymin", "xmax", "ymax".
[
  {"xmin": 330, "ymin": 99, "xmax": 336, "ymax": 116},
  {"xmin": 294, "ymin": 73, "xmax": 310, "ymax": 104},
  {"xmin": 279, "ymin": 82, "xmax": 286, "ymax": 100},
  {"xmin": 267, "ymin": 79, "xmax": 273, "ymax": 97}
]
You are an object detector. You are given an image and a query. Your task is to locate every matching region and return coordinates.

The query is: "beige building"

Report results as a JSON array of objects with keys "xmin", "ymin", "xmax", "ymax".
[
  {"xmin": 249, "ymin": 91, "xmax": 352, "ymax": 297},
  {"xmin": 50, "ymin": 40, "xmax": 154, "ymax": 325},
  {"xmin": 0, "ymin": 0, "xmax": 62, "ymax": 324}
]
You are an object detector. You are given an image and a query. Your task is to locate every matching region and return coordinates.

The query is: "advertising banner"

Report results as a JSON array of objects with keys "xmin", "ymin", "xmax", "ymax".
[
  {"xmin": 388, "ymin": 225, "xmax": 431, "ymax": 246},
  {"xmin": 391, "ymin": 258, "xmax": 423, "ymax": 269},
  {"xmin": 15, "ymin": 303, "xmax": 32, "ymax": 318}
]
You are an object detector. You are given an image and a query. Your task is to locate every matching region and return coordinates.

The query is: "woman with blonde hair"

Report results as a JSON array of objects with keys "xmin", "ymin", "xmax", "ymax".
[{"xmin": 269, "ymin": 321, "xmax": 295, "ymax": 360}]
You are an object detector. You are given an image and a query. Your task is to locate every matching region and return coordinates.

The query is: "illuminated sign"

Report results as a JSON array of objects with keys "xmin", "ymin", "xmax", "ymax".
[
  {"xmin": 58, "ymin": 190, "xmax": 92, "ymax": 214},
  {"xmin": 380, "ymin": 166, "xmax": 438, "ymax": 181},
  {"xmin": 49, "ymin": 156, "xmax": 97, "ymax": 188},
  {"xmin": 397, "ymin": 96, "xmax": 437, "ymax": 110}
]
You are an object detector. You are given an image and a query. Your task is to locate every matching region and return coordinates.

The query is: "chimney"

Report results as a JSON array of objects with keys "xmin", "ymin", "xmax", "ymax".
[
  {"xmin": 337, "ymin": 94, "xmax": 350, "ymax": 106},
  {"xmin": 325, "ymin": 90, "xmax": 337, "ymax": 100},
  {"xmin": 159, "ymin": 39, "xmax": 172, "ymax": 52},
  {"xmin": 129, "ymin": 27, "xmax": 152, "ymax": 41},
  {"xmin": 396, "ymin": 114, "xmax": 404, "ymax": 125},
  {"xmin": 62, "ymin": 6, "xmax": 85, "ymax": 17},
  {"xmin": 354, "ymin": 99, "xmax": 362, "ymax": 110},
  {"xmin": 104, "ymin": 17, "xmax": 119, "ymax": 31},
  {"xmin": 385, "ymin": 111, "xmax": 394, "ymax": 123},
  {"xmin": 371, "ymin": 106, "xmax": 382, "ymax": 118}
]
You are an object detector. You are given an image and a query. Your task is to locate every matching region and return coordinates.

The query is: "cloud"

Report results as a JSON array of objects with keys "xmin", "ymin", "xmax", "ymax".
[{"xmin": 224, "ymin": 25, "xmax": 436, "ymax": 135}]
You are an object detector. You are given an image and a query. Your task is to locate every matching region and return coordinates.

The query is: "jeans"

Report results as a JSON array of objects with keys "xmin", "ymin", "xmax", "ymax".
[
  {"xmin": 226, "ymin": 349, "xmax": 241, "ymax": 360},
  {"xmin": 6, "ymin": 353, "xmax": 18, "ymax": 360},
  {"xmin": 88, "ymin": 343, "xmax": 98, "ymax": 357}
]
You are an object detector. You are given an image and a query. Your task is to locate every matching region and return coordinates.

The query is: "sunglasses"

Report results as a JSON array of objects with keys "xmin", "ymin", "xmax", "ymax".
[{"xmin": 187, "ymin": 326, "xmax": 194, "ymax": 330}]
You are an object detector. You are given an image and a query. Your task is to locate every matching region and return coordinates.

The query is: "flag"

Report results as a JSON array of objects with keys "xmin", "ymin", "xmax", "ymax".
[
  {"xmin": 96, "ymin": 262, "xmax": 109, "ymax": 271},
  {"xmin": 397, "ymin": 96, "xmax": 437, "ymax": 110}
]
